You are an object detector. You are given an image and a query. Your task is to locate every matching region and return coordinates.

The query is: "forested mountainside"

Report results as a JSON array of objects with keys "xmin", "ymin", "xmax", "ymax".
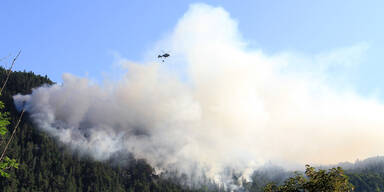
[
  {"xmin": 0, "ymin": 68, "xmax": 383, "ymax": 192},
  {"xmin": 244, "ymin": 158, "xmax": 384, "ymax": 192},
  {"xmin": 0, "ymin": 68, "xmax": 205, "ymax": 192},
  {"xmin": 344, "ymin": 157, "xmax": 384, "ymax": 192}
]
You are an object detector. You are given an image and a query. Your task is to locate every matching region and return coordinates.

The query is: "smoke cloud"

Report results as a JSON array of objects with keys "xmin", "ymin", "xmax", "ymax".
[{"xmin": 13, "ymin": 3, "xmax": 384, "ymax": 186}]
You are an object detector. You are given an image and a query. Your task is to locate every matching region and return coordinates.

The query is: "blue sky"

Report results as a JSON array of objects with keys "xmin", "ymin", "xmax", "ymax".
[{"xmin": 1, "ymin": 0, "xmax": 384, "ymax": 96}]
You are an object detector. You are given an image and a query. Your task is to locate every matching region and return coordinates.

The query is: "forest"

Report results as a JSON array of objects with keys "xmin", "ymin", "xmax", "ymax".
[{"xmin": 0, "ymin": 67, "xmax": 383, "ymax": 191}]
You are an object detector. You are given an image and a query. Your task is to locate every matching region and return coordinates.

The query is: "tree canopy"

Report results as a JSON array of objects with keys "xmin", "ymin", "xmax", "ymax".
[{"xmin": 264, "ymin": 165, "xmax": 354, "ymax": 192}]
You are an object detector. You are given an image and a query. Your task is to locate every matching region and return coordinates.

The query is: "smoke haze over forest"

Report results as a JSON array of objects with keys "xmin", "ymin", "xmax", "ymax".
[{"xmin": 13, "ymin": 3, "xmax": 384, "ymax": 186}]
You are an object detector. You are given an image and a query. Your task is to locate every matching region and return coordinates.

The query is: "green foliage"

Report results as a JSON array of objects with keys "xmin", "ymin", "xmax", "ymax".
[
  {"xmin": 0, "ymin": 101, "xmax": 10, "ymax": 136},
  {"xmin": 0, "ymin": 157, "xmax": 18, "ymax": 177},
  {"xmin": 0, "ymin": 68, "xmax": 17, "ymax": 178},
  {"xmin": 264, "ymin": 165, "xmax": 354, "ymax": 192}
]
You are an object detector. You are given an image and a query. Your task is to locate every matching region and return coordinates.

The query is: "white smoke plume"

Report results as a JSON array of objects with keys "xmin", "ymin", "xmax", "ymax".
[{"xmin": 13, "ymin": 3, "xmax": 384, "ymax": 186}]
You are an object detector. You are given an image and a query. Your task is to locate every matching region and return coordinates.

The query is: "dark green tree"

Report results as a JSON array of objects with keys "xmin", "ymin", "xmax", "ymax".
[{"xmin": 264, "ymin": 165, "xmax": 354, "ymax": 192}]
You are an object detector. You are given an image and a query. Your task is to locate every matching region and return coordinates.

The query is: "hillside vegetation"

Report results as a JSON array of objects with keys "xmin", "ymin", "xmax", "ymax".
[
  {"xmin": 0, "ymin": 68, "xmax": 202, "ymax": 192},
  {"xmin": 0, "ymin": 68, "xmax": 383, "ymax": 192}
]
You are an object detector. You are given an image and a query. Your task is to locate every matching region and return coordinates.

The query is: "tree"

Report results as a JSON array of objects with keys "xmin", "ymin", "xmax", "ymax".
[
  {"xmin": 264, "ymin": 165, "xmax": 354, "ymax": 192},
  {"xmin": 0, "ymin": 51, "xmax": 21, "ymax": 177}
]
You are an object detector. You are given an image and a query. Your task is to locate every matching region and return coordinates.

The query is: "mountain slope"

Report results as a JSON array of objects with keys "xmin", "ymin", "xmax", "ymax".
[
  {"xmin": 0, "ymin": 68, "xmax": 197, "ymax": 192},
  {"xmin": 1, "ymin": 68, "xmax": 384, "ymax": 192}
]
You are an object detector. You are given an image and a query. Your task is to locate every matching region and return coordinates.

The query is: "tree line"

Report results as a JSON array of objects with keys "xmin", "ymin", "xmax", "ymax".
[{"xmin": 0, "ymin": 67, "xmax": 383, "ymax": 191}]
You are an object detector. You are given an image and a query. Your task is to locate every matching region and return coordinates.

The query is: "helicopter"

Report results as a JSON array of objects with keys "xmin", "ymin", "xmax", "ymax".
[{"xmin": 157, "ymin": 53, "xmax": 170, "ymax": 62}]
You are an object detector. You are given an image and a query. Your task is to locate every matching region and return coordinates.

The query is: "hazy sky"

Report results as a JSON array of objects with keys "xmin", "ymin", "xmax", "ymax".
[{"xmin": 1, "ymin": 0, "xmax": 384, "ymax": 97}]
